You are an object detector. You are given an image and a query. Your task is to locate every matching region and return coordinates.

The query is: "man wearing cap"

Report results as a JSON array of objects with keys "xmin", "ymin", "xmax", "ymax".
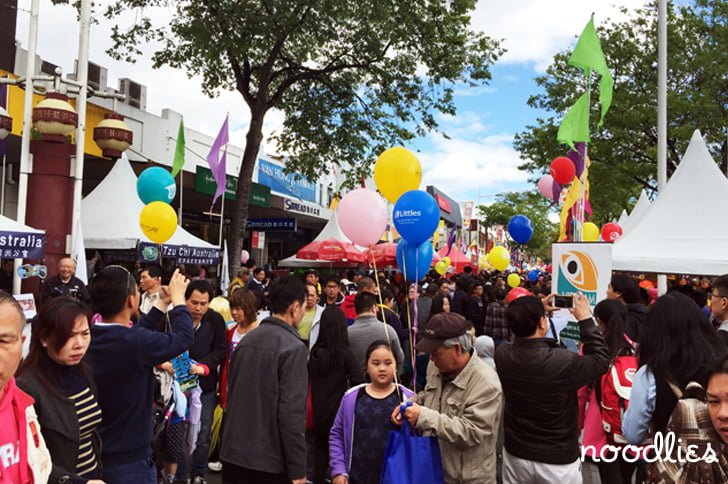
[
  {"xmin": 392, "ymin": 312, "xmax": 502, "ymax": 484},
  {"xmin": 495, "ymin": 294, "xmax": 608, "ymax": 483}
]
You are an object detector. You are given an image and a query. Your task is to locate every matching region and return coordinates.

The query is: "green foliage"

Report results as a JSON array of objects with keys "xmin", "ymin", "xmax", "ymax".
[
  {"xmin": 477, "ymin": 191, "xmax": 558, "ymax": 261},
  {"xmin": 102, "ymin": 0, "xmax": 503, "ymax": 272},
  {"xmin": 514, "ymin": 1, "xmax": 728, "ymax": 225}
]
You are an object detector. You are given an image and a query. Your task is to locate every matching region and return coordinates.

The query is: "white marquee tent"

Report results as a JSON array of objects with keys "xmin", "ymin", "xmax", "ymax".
[
  {"xmin": 612, "ymin": 130, "xmax": 728, "ymax": 275},
  {"xmin": 82, "ymin": 154, "xmax": 218, "ymax": 250},
  {"xmin": 278, "ymin": 211, "xmax": 361, "ymax": 268},
  {"xmin": 620, "ymin": 189, "xmax": 651, "ymax": 235}
]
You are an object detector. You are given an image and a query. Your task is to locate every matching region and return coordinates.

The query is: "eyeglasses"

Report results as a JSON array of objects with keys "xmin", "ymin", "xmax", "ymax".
[
  {"xmin": 101, "ymin": 265, "xmax": 134, "ymax": 296},
  {"xmin": 710, "ymin": 292, "xmax": 728, "ymax": 300}
]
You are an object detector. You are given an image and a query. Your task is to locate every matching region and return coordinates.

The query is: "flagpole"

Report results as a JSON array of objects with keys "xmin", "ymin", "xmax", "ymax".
[
  {"xmin": 178, "ymin": 169, "xmax": 183, "ymax": 225},
  {"xmin": 657, "ymin": 0, "xmax": 668, "ymax": 295}
]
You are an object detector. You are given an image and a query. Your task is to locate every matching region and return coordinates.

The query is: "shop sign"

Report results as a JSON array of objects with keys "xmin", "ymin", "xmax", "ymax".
[
  {"xmin": 195, "ymin": 166, "xmax": 270, "ymax": 207},
  {"xmin": 246, "ymin": 218, "xmax": 297, "ymax": 232},
  {"xmin": 257, "ymin": 158, "xmax": 316, "ymax": 202}
]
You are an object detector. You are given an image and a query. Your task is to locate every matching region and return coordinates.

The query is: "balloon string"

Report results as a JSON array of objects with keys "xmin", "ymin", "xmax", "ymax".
[
  {"xmin": 401, "ymin": 253, "xmax": 416, "ymax": 395},
  {"xmin": 371, "ymin": 249, "xmax": 402, "ymax": 401}
]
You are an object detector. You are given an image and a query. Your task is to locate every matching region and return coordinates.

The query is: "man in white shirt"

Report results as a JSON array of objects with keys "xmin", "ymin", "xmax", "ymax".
[{"xmin": 139, "ymin": 266, "xmax": 163, "ymax": 314}]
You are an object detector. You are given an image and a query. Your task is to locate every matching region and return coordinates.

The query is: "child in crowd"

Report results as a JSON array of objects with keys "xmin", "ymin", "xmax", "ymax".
[{"xmin": 329, "ymin": 341, "xmax": 413, "ymax": 484}]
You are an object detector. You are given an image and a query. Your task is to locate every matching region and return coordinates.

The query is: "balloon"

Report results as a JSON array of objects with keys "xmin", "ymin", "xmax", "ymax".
[
  {"xmin": 337, "ymin": 188, "xmax": 388, "ymax": 246},
  {"xmin": 392, "ymin": 190, "xmax": 440, "ymax": 245},
  {"xmin": 508, "ymin": 215, "xmax": 534, "ymax": 245},
  {"xmin": 507, "ymin": 273, "xmax": 521, "ymax": 288},
  {"xmin": 537, "ymin": 175, "xmax": 555, "ymax": 199},
  {"xmin": 140, "ymin": 201, "xmax": 177, "ymax": 244},
  {"xmin": 601, "ymin": 223, "xmax": 623, "ymax": 243},
  {"xmin": 435, "ymin": 260, "xmax": 447, "ymax": 275},
  {"xmin": 374, "ymin": 147, "xmax": 422, "ymax": 204},
  {"xmin": 395, "ymin": 239, "xmax": 433, "ymax": 282},
  {"xmin": 488, "ymin": 246, "xmax": 510, "ymax": 272},
  {"xmin": 550, "ymin": 156, "xmax": 576, "ymax": 185},
  {"xmin": 441, "ymin": 257, "xmax": 451, "ymax": 267},
  {"xmin": 240, "ymin": 250, "xmax": 250, "ymax": 264},
  {"xmin": 528, "ymin": 269, "xmax": 540, "ymax": 283},
  {"xmin": 583, "ymin": 222, "xmax": 600, "ymax": 242},
  {"xmin": 137, "ymin": 167, "xmax": 177, "ymax": 204}
]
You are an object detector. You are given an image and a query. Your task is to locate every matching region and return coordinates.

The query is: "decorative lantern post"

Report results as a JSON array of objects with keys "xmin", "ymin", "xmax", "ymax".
[{"xmin": 93, "ymin": 112, "xmax": 132, "ymax": 159}]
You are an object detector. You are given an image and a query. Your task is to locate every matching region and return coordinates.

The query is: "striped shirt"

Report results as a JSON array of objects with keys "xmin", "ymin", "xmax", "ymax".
[{"xmin": 68, "ymin": 386, "xmax": 103, "ymax": 476}]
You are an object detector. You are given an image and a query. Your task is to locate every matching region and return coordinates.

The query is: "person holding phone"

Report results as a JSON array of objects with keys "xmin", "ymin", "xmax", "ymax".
[{"xmin": 495, "ymin": 293, "xmax": 609, "ymax": 483}]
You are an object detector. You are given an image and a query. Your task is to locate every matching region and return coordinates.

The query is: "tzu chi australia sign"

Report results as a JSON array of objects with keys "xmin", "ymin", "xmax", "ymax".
[{"xmin": 0, "ymin": 231, "xmax": 45, "ymax": 259}]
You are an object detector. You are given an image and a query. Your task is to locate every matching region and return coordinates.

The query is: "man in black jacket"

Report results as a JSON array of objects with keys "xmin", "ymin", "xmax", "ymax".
[
  {"xmin": 221, "ymin": 275, "xmax": 308, "ymax": 484},
  {"xmin": 179, "ymin": 280, "xmax": 227, "ymax": 483},
  {"xmin": 495, "ymin": 293, "xmax": 609, "ymax": 483}
]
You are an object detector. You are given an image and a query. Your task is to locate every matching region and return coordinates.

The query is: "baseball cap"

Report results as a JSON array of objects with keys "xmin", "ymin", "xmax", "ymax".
[{"xmin": 415, "ymin": 312, "xmax": 470, "ymax": 353}]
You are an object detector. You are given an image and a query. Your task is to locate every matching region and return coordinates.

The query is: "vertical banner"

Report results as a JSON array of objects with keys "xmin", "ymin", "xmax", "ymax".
[{"xmin": 552, "ymin": 242, "xmax": 613, "ymax": 306}]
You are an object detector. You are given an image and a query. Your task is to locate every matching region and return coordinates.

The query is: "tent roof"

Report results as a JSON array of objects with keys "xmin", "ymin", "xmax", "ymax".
[
  {"xmin": 279, "ymin": 211, "xmax": 362, "ymax": 268},
  {"xmin": 0, "ymin": 215, "xmax": 44, "ymax": 235},
  {"xmin": 82, "ymin": 155, "xmax": 217, "ymax": 250},
  {"xmin": 616, "ymin": 209, "xmax": 628, "ymax": 227},
  {"xmin": 612, "ymin": 130, "xmax": 728, "ymax": 275},
  {"xmin": 621, "ymin": 189, "xmax": 651, "ymax": 234}
]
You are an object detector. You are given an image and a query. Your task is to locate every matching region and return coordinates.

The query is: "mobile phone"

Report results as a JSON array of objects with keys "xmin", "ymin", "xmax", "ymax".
[{"xmin": 553, "ymin": 295, "xmax": 574, "ymax": 308}]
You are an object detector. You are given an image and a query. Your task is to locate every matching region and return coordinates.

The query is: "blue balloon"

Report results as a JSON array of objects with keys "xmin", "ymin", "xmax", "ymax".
[
  {"xmin": 508, "ymin": 215, "xmax": 534, "ymax": 245},
  {"xmin": 528, "ymin": 269, "xmax": 540, "ymax": 283},
  {"xmin": 395, "ymin": 239, "xmax": 433, "ymax": 282},
  {"xmin": 393, "ymin": 190, "xmax": 440, "ymax": 245},
  {"xmin": 137, "ymin": 167, "xmax": 177, "ymax": 204}
]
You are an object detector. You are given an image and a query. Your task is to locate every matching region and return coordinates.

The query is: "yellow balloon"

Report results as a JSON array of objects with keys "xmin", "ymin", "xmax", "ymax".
[
  {"xmin": 373, "ymin": 147, "xmax": 422, "ymax": 203},
  {"xmin": 442, "ymin": 256, "xmax": 451, "ymax": 267},
  {"xmin": 140, "ymin": 201, "xmax": 178, "ymax": 244},
  {"xmin": 583, "ymin": 222, "xmax": 600, "ymax": 242},
  {"xmin": 488, "ymin": 246, "xmax": 510, "ymax": 272},
  {"xmin": 507, "ymin": 273, "xmax": 521, "ymax": 288},
  {"xmin": 435, "ymin": 260, "xmax": 447, "ymax": 275}
]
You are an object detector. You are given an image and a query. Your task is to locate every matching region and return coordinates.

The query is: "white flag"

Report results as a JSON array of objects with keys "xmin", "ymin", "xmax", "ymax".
[
  {"xmin": 74, "ymin": 219, "xmax": 88, "ymax": 284},
  {"xmin": 220, "ymin": 240, "xmax": 229, "ymax": 296}
]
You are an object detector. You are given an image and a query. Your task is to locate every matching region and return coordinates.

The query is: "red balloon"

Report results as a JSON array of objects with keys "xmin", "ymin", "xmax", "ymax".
[
  {"xmin": 550, "ymin": 156, "xmax": 576, "ymax": 184},
  {"xmin": 601, "ymin": 223, "xmax": 623, "ymax": 243}
]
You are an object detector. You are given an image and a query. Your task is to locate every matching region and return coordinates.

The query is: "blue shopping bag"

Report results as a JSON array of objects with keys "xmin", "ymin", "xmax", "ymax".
[{"xmin": 380, "ymin": 403, "xmax": 445, "ymax": 484}]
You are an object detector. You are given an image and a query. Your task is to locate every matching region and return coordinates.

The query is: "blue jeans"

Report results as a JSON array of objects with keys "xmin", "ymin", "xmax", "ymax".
[
  {"xmin": 178, "ymin": 390, "xmax": 217, "ymax": 478},
  {"xmin": 101, "ymin": 457, "xmax": 156, "ymax": 484}
]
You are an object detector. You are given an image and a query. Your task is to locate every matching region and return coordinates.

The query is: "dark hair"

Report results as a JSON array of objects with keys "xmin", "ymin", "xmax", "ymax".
[
  {"xmin": 185, "ymin": 279, "xmax": 214, "ymax": 300},
  {"xmin": 323, "ymin": 275, "xmax": 340, "ymax": 287},
  {"xmin": 0, "ymin": 290, "xmax": 25, "ymax": 329},
  {"xmin": 464, "ymin": 266, "xmax": 473, "ymax": 274},
  {"xmin": 18, "ymin": 297, "xmax": 92, "ymax": 394},
  {"xmin": 357, "ymin": 277, "xmax": 376, "ymax": 292},
  {"xmin": 707, "ymin": 356, "xmax": 728, "ymax": 391},
  {"xmin": 252, "ymin": 268, "xmax": 266, "ymax": 277},
  {"xmin": 381, "ymin": 288, "xmax": 395, "ymax": 303},
  {"xmin": 142, "ymin": 265, "xmax": 163, "ymax": 279},
  {"xmin": 244, "ymin": 258, "xmax": 256, "ymax": 269},
  {"xmin": 431, "ymin": 294, "xmax": 449, "ymax": 316},
  {"xmin": 354, "ymin": 291, "xmax": 378, "ymax": 314},
  {"xmin": 610, "ymin": 274, "xmax": 640, "ymax": 304},
  {"xmin": 712, "ymin": 275, "xmax": 728, "ymax": 297},
  {"xmin": 91, "ymin": 265, "xmax": 137, "ymax": 318},
  {"xmin": 425, "ymin": 283, "xmax": 439, "ymax": 298},
  {"xmin": 639, "ymin": 292, "xmax": 727, "ymax": 388},
  {"xmin": 494, "ymin": 287, "xmax": 507, "ymax": 302},
  {"xmin": 365, "ymin": 340, "xmax": 394, "ymax": 365},
  {"xmin": 267, "ymin": 275, "xmax": 306, "ymax": 315},
  {"xmin": 309, "ymin": 306, "xmax": 349, "ymax": 375},
  {"xmin": 594, "ymin": 299, "xmax": 632, "ymax": 360},
  {"xmin": 505, "ymin": 295, "xmax": 545, "ymax": 338},
  {"xmin": 228, "ymin": 289, "xmax": 257, "ymax": 325}
]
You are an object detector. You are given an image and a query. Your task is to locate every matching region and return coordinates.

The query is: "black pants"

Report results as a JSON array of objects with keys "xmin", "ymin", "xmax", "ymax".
[
  {"xmin": 313, "ymin": 431, "xmax": 330, "ymax": 484},
  {"xmin": 221, "ymin": 462, "xmax": 289, "ymax": 484},
  {"xmin": 597, "ymin": 457, "xmax": 638, "ymax": 484}
]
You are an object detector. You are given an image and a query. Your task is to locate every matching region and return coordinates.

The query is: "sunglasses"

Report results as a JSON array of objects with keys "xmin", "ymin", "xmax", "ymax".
[{"xmin": 100, "ymin": 265, "xmax": 135, "ymax": 296}]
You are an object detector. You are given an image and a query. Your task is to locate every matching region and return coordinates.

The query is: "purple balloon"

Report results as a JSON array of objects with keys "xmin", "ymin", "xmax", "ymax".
[{"xmin": 567, "ymin": 142, "xmax": 586, "ymax": 178}]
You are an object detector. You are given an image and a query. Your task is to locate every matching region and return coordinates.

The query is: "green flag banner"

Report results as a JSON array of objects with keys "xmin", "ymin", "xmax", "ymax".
[
  {"xmin": 171, "ymin": 120, "xmax": 185, "ymax": 177},
  {"xmin": 557, "ymin": 92, "xmax": 591, "ymax": 150},
  {"xmin": 568, "ymin": 17, "xmax": 614, "ymax": 126}
]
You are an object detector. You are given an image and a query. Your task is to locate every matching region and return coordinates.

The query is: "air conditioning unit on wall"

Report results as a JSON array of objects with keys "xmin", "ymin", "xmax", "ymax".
[{"xmin": 119, "ymin": 78, "xmax": 147, "ymax": 111}]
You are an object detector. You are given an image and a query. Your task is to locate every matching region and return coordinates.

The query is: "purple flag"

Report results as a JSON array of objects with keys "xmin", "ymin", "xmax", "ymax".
[
  {"xmin": 207, "ymin": 116, "xmax": 229, "ymax": 208},
  {"xmin": 567, "ymin": 142, "xmax": 586, "ymax": 178}
]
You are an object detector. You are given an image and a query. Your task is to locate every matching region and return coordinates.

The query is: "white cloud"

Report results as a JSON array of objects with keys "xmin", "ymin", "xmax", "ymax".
[{"xmin": 472, "ymin": 0, "xmax": 649, "ymax": 70}]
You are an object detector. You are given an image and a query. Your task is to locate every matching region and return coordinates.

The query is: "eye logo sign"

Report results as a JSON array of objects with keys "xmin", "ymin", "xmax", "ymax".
[{"xmin": 558, "ymin": 251, "xmax": 599, "ymax": 303}]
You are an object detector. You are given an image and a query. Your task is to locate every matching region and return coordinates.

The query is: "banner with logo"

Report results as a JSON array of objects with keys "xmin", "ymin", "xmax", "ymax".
[
  {"xmin": 138, "ymin": 242, "xmax": 221, "ymax": 266},
  {"xmin": 552, "ymin": 242, "xmax": 612, "ymax": 306}
]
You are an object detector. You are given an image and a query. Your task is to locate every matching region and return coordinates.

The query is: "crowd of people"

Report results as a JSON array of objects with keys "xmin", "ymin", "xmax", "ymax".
[{"xmin": 2, "ymin": 256, "xmax": 728, "ymax": 484}]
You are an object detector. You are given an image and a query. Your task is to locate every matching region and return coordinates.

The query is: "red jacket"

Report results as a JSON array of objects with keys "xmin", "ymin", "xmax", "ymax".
[{"xmin": 219, "ymin": 328, "xmax": 236, "ymax": 409}]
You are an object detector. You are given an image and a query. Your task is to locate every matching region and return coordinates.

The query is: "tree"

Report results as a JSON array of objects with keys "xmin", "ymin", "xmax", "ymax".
[
  {"xmin": 477, "ymin": 191, "xmax": 558, "ymax": 262},
  {"xmin": 102, "ymin": 0, "xmax": 502, "ymax": 274},
  {"xmin": 514, "ymin": 0, "xmax": 728, "ymax": 225}
]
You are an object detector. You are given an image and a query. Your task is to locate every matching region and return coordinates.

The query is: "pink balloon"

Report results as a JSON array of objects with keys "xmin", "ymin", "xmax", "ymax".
[
  {"xmin": 537, "ymin": 175, "xmax": 555, "ymax": 199},
  {"xmin": 240, "ymin": 249, "xmax": 250, "ymax": 264},
  {"xmin": 337, "ymin": 188, "xmax": 388, "ymax": 247}
]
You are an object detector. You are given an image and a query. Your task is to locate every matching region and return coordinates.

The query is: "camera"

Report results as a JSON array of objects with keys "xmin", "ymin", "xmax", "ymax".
[{"xmin": 553, "ymin": 295, "xmax": 574, "ymax": 309}]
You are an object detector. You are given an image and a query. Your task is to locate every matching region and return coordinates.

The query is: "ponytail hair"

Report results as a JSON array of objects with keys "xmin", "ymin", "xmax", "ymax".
[{"xmin": 594, "ymin": 299, "xmax": 632, "ymax": 360}]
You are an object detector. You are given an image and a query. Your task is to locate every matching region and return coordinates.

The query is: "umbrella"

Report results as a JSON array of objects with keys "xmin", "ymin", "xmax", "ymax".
[
  {"xmin": 297, "ymin": 238, "xmax": 365, "ymax": 263},
  {"xmin": 364, "ymin": 242, "xmax": 397, "ymax": 267}
]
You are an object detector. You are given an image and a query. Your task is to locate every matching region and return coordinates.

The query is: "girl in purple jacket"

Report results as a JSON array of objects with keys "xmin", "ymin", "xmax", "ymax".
[{"xmin": 328, "ymin": 340, "xmax": 414, "ymax": 484}]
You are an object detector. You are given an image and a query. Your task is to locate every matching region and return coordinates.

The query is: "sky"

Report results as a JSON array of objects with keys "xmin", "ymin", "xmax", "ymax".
[{"xmin": 14, "ymin": 0, "xmax": 649, "ymax": 205}]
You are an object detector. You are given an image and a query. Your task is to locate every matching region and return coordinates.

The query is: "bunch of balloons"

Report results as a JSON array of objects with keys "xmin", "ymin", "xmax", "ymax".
[
  {"xmin": 582, "ymin": 221, "xmax": 623, "ymax": 242},
  {"xmin": 435, "ymin": 256, "xmax": 451, "ymax": 275},
  {"xmin": 137, "ymin": 166, "xmax": 178, "ymax": 244}
]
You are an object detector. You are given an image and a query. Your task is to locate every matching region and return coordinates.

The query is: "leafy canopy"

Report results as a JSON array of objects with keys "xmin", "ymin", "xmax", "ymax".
[{"xmin": 514, "ymin": 0, "xmax": 727, "ymax": 225}]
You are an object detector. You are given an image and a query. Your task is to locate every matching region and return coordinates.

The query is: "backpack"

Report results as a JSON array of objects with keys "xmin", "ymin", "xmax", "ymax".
[
  {"xmin": 645, "ymin": 382, "xmax": 728, "ymax": 483},
  {"xmin": 600, "ymin": 340, "xmax": 638, "ymax": 445}
]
